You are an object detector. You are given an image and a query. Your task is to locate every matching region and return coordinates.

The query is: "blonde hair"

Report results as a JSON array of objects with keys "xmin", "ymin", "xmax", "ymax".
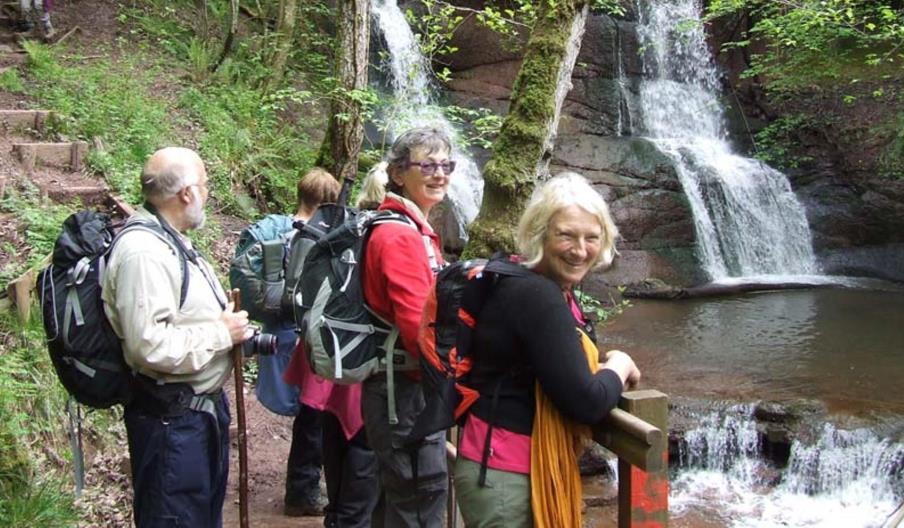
[
  {"xmin": 356, "ymin": 162, "xmax": 388, "ymax": 210},
  {"xmin": 516, "ymin": 172, "xmax": 619, "ymax": 270}
]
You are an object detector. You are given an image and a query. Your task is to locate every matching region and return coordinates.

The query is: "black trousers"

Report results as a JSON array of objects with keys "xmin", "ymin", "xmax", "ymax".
[
  {"xmin": 285, "ymin": 403, "xmax": 324, "ymax": 505},
  {"xmin": 322, "ymin": 412, "xmax": 381, "ymax": 527},
  {"xmin": 362, "ymin": 375, "xmax": 449, "ymax": 528}
]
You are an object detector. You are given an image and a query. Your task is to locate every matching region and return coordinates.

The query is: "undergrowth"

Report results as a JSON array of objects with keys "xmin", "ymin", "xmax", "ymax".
[
  {"xmin": 21, "ymin": 41, "xmax": 176, "ymax": 204},
  {"xmin": 0, "ymin": 310, "xmax": 80, "ymax": 527}
]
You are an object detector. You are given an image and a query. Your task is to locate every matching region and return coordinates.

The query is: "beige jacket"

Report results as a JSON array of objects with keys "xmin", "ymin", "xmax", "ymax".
[{"xmin": 102, "ymin": 208, "xmax": 234, "ymax": 394}]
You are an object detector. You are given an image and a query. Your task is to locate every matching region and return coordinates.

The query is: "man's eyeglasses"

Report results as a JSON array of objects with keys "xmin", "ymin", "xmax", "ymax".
[{"xmin": 404, "ymin": 160, "xmax": 456, "ymax": 176}]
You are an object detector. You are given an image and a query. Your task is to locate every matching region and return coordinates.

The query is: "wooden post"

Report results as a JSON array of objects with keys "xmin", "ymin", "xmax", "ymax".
[
  {"xmin": 6, "ymin": 270, "xmax": 34, "ymax": 322},
  {"xmin": 617, "ymin": 390, "xmax": 668, "ymax": 528}
]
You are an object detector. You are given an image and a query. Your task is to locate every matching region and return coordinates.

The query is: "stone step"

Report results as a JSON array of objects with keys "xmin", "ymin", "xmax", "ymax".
[
  {"xmin": 0, "ymin": 109, "xmax": 51, "ymax": 135},
  {"xmin": 12, "ymin": 140, "xmax": 88, "ymax": 171}
]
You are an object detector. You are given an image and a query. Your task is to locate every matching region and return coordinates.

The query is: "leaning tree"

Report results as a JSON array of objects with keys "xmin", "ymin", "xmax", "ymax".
[{"xmin": 463, "ymin": 0, "xmax": 591, "ymax": 257}]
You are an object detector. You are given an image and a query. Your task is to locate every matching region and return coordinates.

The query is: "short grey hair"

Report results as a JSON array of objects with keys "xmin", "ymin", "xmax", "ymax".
[
  {"xmin": 385, "ymin": 127, "xmax": 452, "ymax": 194},
  {"xmin": 516, "ymin": 172, "xmax": 619, "ymax": 270},
  {"xmin": 140, "ymin": 147, "xmax": 203, "ymax": 202}
]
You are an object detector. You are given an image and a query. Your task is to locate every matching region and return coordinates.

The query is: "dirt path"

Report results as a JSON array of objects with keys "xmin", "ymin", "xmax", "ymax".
[{"xmin": 221, "ymin": 379, "xmax": 324, "ymax": 528}]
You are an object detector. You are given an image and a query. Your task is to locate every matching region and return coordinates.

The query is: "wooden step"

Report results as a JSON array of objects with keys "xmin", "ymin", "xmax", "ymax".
[
  {"xmin": 12, "ymin": 140, "xmax": 88, "ymax": 171},
  {"xmin": 42, "ymin": 184, "xmax": 108, "ymax": 205},
  {"xmin": 0, "ymin": 109, "xmax": 51, "ymax": 135}
]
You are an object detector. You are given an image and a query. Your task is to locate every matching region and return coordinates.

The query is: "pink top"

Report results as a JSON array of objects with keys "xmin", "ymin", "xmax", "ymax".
[
  {"xmin": 459, "ymin": 413, "xmax": 531, "ymax": 474},
  {"xmin": 458, "ymin": 292, "xmax": 587, "ymax": 474},
  {"xmin": 283, "ymin": 342, "xmax": 364, "ymax": 441}
]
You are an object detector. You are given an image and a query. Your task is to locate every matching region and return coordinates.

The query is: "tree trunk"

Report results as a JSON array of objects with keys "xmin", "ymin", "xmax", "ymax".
[
  {"xmin": 463, "ymin": 0, "xmax": 590, "ymax": 258},
  {"xmin": 212, "ymin": 0, "xmax": 239, "ymax": 72},
  {"xmin": 317, "ymin": 0, "xmax": 370, "ymax": 185},
  {"xmin": 266, "ymin": 0, "xmax": 298, "ymax": 90}
]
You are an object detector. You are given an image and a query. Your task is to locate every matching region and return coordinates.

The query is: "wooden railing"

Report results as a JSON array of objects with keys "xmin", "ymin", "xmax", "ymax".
[
  {"xmin": 595, "ymin": 389, "xmax": 669, "ymax": 528},
  {"xmin": 445, "ymin": 389, "xmax": 669, "ymax": 528}
]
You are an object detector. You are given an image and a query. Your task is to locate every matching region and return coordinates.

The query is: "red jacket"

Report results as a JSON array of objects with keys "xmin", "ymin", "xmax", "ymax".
[{"xmin": 363, "ymin": 196, "xmax": 444, "ymax": 364}]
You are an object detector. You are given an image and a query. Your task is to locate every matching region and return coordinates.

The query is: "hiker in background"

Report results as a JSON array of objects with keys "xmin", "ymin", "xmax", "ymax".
[
  {"xmin": 18, "ymin": 0, "xmax": 54, "ymax": 39},
  {"xmin": 276, "ymin": 168, "xmax": 339, "ymax": 516},
  {"xmin": 452, "ymin": 172, "xmax": 642, "ymax": 527},
  {"xmin": 358, "ymin": 127, "xmax": 452, "ymax": 527},
  {"xmin": 102, "ymin": 147, "xmax": 250, "ymax": 527},
  {"xmin": 282, "ymin": 164, "xmax": 387, "ymax": 527}
]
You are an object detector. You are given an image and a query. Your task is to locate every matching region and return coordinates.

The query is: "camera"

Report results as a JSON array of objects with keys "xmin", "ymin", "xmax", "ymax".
[{"xmin": 242, "ymin": 326, "xmax": 278, "ymax": 357}]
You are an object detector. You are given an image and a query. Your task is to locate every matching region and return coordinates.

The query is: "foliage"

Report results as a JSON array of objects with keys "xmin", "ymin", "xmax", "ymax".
[
  {"xmin": 704, "ymin": 1, "xmax": 903, "ymax": 173},
  {"xmin": 22, "ymin": 41, "xmax": 175, "ymax": 203},
  {"xmin": 706, "ymin": 1, "xmax": 903, "ymax": 94},
  {"xmin": 179, "ymin": 83, "xmax": 319, "ymax": 214},
  {"xmin": 878, "ymin": 110, "xmax": 904, "ymax": 178},
  {"xmin": 751, "ymin": 113, "xmax": 816, "ymax": 168},
  {"xmin": 409, "ymin": 0, "xmax": 625, "ymax": 65},
  {"xmin": 0, "ymin": 311, "xmax": 80, "ymax": 526},
  {"xmin": 0, "ymin": 69, "xmax": 25, "ymax": 93},
  {"xmin": 121, "ymin": 1, "xmax": 328, "ymax": 215},
  {"xmin": 575, "ymin": 287, "xmax": 631, "ymax": 323},
  {"xmin": 442, "ymin": 105, "xmax": 504, "ymax": 150},
  {"xmin": 0, "ymin": 190, "xmax": 76, "ymax": 285},
  {"xmin": 0, "ymin": 475, "xmax": 79, "ymax": 528}
]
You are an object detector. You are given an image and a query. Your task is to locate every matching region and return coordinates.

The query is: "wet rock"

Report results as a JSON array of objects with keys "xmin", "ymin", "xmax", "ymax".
[{"xmin": 579, "ymin": 443, "xmax": 617, "ymax": 476}]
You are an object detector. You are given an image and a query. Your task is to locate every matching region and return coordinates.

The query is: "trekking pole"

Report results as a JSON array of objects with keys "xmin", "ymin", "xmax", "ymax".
[{"xmin": 230, "ymin": 289, "xmax": 250, "ymax": 528}]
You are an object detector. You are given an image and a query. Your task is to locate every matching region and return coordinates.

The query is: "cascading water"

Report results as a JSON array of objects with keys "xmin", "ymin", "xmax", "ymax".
[
  {"xmin": 370, "ymin": 0, "xmax": 483, "ymax": 237},
  {"xmin": 673, "ymin": 406, "xmax": 904, "ymax": 526},
  {"xmin": 632, "ymin": 0, "xmax": 819, "ymax": 279}
]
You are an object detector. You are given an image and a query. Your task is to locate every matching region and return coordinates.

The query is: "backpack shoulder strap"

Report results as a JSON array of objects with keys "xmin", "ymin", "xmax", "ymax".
[{"xmin": 114, "ymin": 220, "xmax": 191, "ymax": 308}]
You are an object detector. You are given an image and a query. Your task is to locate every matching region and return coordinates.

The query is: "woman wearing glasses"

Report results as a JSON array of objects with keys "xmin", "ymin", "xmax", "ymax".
[{"xmin": 359, "ymin": 127, "xmax": 455, "ymax": 527}]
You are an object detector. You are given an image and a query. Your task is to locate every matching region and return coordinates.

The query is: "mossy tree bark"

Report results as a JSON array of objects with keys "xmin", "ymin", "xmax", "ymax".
[
  {"xmin": 317, "ymin": 0, "xmax": 370, "ymax": 186},
  {"xmin": 265, "ymin": 0, "xmax": 299, "ymax": 91},
  {"xmin": 463, "ymin": 0, "xmax": 590, "ymax": 258},
  {"xmin": 212, "ymin": 0, "xmax": 239, "ymax": 72}
]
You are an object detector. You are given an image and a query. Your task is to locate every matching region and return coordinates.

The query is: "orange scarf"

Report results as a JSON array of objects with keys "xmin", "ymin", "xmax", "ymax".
[{"xmin": 530, "ymin": 329, "xmax": 598, "ymax": 527}]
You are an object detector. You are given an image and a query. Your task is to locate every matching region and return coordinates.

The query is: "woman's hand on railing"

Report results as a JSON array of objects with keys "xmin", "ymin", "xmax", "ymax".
[{"xmin": 601, "ymin": 350, "xmax": 642, "ymax": 390}]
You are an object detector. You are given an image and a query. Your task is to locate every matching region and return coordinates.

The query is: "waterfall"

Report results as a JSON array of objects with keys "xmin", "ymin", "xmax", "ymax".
[
  {"xmin": 370, "ymin": 0, "xmax": 483, "ymax": 236},
  {"xmin": 633, "ymin": 0, "xmax": 819, "ymax": 279},
  {"xmin": 673, "ymin": 406, "xmax": 904, "ymax": 526}
]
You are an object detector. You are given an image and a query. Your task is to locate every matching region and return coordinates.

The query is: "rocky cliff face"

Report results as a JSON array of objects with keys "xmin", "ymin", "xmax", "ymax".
[{"xmin": 437, "ymin": 5, "xmax": 904, "ymax": 286}]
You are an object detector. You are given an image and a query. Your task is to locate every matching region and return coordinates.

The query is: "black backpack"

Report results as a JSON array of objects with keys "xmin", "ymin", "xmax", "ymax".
[
  {"xmin": 405, "ymin": 255, "xmax": 529, "ymax": 446},
  {"xmin": 292, "ymin": 204, "xmax": 430, "ymax": 385},
  {"xmin": 37, "ymin": 210, "xmax": 188, "ymax": 409}
]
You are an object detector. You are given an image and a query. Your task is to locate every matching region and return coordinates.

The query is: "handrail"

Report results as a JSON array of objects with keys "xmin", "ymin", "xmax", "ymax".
[{"xmin": 444, "ymin": 390, "xmax": 669, "ymax": 527}]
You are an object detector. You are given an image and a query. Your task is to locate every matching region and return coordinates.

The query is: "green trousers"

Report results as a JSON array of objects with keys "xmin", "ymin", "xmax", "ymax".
[{"xmin": 453, "ymin": 457, "xmax": 532, "ymax": 528}]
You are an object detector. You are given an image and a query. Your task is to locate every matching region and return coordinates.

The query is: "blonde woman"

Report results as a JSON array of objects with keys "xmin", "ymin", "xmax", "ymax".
[{"xmin": 453, "ymin": 172, "xmax": 641, "ymax": 527}]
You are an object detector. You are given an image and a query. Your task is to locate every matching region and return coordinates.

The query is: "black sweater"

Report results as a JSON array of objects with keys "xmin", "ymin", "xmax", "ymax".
[{"xmin": 467, "ymin": 270, "xmax": 624, "ymax": 436}]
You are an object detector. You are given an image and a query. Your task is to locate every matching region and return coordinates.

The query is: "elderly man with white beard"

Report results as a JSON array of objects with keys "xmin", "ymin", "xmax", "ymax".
[{"xmin": 102, "ymin": 147, "xmax": 251, "ymax": 528}]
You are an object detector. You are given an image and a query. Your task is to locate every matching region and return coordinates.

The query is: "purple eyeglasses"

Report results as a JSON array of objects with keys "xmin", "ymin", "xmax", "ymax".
[{"xmin": 404, "ymin": 159, "xmax": 457, "ymax": 176}]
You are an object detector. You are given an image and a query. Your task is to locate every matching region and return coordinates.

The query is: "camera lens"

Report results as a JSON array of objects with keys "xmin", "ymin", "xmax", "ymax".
[
  {"xmin": 242, "ymin": 331, "xmax": 278, "ymax": 357},
  {"xmin": 256, "ymin": 333, "xmax": 278, "ymax": 355}
]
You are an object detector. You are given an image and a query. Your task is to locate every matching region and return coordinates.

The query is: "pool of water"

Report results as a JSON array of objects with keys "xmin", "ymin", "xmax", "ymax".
[{"xmin": 597, "ymin": 288, "xmax": 904, "ymax": 417}]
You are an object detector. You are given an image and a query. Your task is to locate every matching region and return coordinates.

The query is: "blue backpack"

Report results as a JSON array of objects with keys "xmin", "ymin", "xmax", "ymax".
[
  {"xmin": 230, "ymin": 214, "xmax": 301, "ymax": 415},
  {"xmin": 229, "ymin": 214, "xmax": 295, "ymax": 324}
]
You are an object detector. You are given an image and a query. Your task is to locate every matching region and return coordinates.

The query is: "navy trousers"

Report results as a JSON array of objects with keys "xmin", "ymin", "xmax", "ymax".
[
  {"xmin": 285, "ymin": 403, "xmax": 324, "ymax": 505},
  {"xmin": 124, "ymin": 392, "xmax": 230, "ymax": 528}
]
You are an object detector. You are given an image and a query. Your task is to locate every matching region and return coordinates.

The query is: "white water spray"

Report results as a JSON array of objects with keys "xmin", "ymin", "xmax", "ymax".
[
  {"xmin": 370, "ymin": 0, "xmax": 483, "ymax": 236},
  {"xmin": 633, "ymin": 0, "xmax": 819, "ymax": 279},
  {"xmin": 673, "ymin": 406, "xmax": 904, "ymax": 527}
]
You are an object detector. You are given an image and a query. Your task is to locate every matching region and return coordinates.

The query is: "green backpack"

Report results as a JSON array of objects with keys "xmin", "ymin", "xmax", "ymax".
[{"xmin": 229, "ymin": 214, "xmax": 295, "ymax": 324}]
